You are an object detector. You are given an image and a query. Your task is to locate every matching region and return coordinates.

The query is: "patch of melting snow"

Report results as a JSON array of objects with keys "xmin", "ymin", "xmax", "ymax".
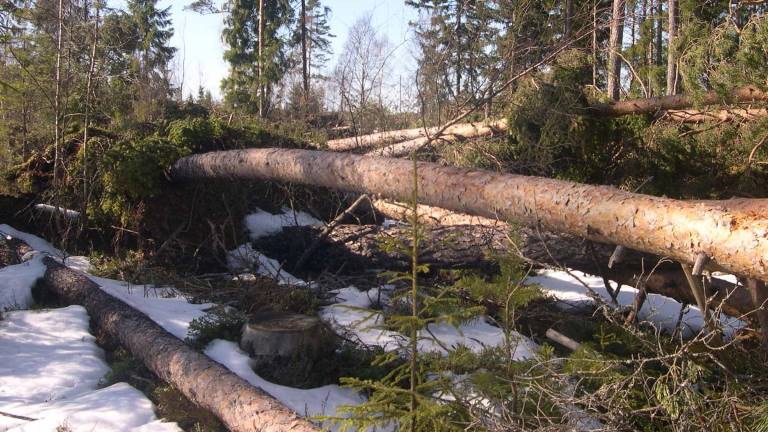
[
  {"xmin": 226, "ymin": 243, "xmax": 309, "ymax": 286},
  {"xmin": 0, "ymin": 254, "xmax": 46, "ymax": 311},
  {"xmin": 320, "ymin": 286, "xmax": 538, "ymax": 359},
  {"xmin": 244, "ymin": 207, "xmax": 323, "ymax": 240},
  {"xmin": 0, "ymin": 306, "xmax": 179, "ymax": 432},
  {"xmin": 89, "ymin": 275, "xmax": 214, "ymax": 340},
  {"xmin": 529, "ymin": 269, "xmax": 745, "ymax": 338}
]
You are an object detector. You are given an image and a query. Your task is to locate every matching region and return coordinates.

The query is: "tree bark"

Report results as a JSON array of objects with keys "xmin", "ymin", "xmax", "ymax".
[
  {"xmin": 36, "ymin": 256, "xmax": 319, "ymax": 432},
  {"xmin": 606, "ymin": 0, "xmax": 625, "ymax": 100},
  {"xmin": 327, "ymin": 119, "xmax": 507, "ymax": 152},
  {"xmin": 665, "ymin": 108, "xmax": 768, "ymax": 123},
  {"xmin": 665, "ymin": 0, "xmax": 678, "ymax": 95},
  {"xmin": 564, "ymin": 0, "xmax": 574, "ymax": 39},
  {"xmin": 589, "ymin": 85, "xmax": 768, "ymax": 116},
  {"xmin": 366, "ymin": 119, "xmax": 508, "ymax": 157},
  {"xmin": 171, "ymin": 148, "xmax": 768, "ymax": 284}
]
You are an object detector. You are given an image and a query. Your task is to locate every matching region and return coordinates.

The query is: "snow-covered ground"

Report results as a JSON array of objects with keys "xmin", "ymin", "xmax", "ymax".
[
  {"xmin": 530, "ymin": 269, "xmax": 745, "ymax": 338},
  {"xmin": 0, "ymin": 306, "xmax": 180, "ymax": 432},
  {"xmin": 320, "ymin": 286, "xmax": 538, "ymax": 359}
]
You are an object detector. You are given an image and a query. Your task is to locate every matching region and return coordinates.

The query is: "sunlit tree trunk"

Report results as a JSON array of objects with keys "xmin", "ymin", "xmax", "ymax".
[{"xmin": 606, "ymin": 0, "xmax": 625, "ymax": 100}]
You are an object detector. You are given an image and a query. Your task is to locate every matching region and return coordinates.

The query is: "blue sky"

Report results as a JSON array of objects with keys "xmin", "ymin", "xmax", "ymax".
[{"xmin": 112, "ymin": 0, "xmax": 419, "ymax": 99}]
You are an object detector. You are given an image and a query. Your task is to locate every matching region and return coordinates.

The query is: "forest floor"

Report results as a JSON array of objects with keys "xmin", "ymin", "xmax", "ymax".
[{"xmin": 0, "ymin": 209, "xmax": 751, "ymax": 431}]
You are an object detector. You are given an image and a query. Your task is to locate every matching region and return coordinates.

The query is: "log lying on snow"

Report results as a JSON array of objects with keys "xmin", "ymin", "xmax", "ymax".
[
  {"xmin": 326, "ymin": 119, "xmax": 508, "ymax": 152},
  {"xmin": 36, "ymin": 256, "xmax": 319, "ymax": 432},
  {"xmin": 590, "ymin": 85, "xmax": 768, "ymax": 117},
  {"xmin": 171, "ymin": 148, "xmax": 768, "ymax": 284}
]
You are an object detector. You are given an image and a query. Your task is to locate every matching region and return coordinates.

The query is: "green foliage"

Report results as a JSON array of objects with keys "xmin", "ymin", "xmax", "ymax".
[
  {"xmin": 98, "ymin": 136, "xmax": 189, "ymax": 223},
  {"xmin": 167, "ymin": 117, "xmax": 225, "ymax": 153},
  {"xmin": 186, "ymin": 306, "xmax": 247, "ymax": 349}
]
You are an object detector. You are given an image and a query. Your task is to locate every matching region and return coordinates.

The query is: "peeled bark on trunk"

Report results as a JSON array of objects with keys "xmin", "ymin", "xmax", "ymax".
[
  {"xmin": 171, "ymin": 148, "xmax": 768, "ymax": 284},
  {"xmin": 590, "ymin": 85, "xmax": 768, "ymax": 116},
  {"xmin": 327, "ymin": 119, "xmax": 507, "ymax": 152},
  {"xmin": 38, "ymin": 256, "xmax": 319, "ymax": 432},
  {"xmin": 366, "ymin": 119, "xmax": 508, "ymax": 158}
]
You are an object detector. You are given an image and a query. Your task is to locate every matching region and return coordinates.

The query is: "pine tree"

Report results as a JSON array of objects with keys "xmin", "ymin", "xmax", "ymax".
[{"xmin": 222, "ymin": 0, "xmax": 293, "ymax": 114}]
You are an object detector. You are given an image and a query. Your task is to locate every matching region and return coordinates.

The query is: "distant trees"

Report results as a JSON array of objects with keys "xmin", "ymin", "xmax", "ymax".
[{"xmin": 332, "ymin": 15, "xmax": 390, "ymax": 133}]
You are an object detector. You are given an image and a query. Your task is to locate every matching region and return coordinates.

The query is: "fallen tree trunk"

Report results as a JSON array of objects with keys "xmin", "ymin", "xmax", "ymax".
[
  {"xmin": 366, "ymin": 119, "xmax": 508, "ymax": 158},
  {"xmin": 171, "ymin": 148, "xmax": 768, "ymax": 284},
  {"xmin": 665, "ymin": 108, "xmax": 768, "ymax": 123},
  {"xmin": 590, "ymin": 85, "xmax": 768, "ymax": 117},
  {"xmin": 36, "ymin": 256, "xmax": 319, "ymax": 432},
  {"xmin": 257, "ymin": 223, "xmax": 751, "ymax": 318},
  {"xmin": 327, "ymin": 119, "xmax": 508, "ymax": 152}
]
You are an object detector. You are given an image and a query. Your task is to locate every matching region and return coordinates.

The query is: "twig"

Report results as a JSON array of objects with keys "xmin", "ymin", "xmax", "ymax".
[{"xmin": 0, "ymin": 410, "xmax": 37, "ymax": 422}]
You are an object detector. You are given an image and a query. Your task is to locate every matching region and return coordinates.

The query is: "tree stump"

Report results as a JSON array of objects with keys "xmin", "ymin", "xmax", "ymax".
[{"xmin": 240, "ymin": 313, "xmax": 325, "ymax": 365}]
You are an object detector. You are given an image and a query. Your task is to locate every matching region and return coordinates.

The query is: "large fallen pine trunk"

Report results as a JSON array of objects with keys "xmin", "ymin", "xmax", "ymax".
[
  {"xmin": 590, "ymin": 85, "xmax": 768, "ymax": 117},
  {"xmin": 171, "ymin": 148, "xmax": 768, "ymax": 283},
  {"xmin": 326, "ymin": 119, "xmax": 507, "ymax": 152},
  {"xmin": 256, "ymin": 222, "xmax": 750, "ymax": 318},
  {"xmin": 34, "ymin": 256, "xmax": 319, "ymax": 432}
]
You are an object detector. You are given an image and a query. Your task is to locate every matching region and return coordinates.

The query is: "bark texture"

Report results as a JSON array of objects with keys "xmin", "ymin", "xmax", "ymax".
[
  {"xmin": 366, "ymin": 119, "xmax": 508, "ymax": 158},
  {"xmin": 39, "ymin": 257, "xmax": 319, "ymax": 432},
  {"xmin": 590, "ymin": 86, "xmax": 768, "ymax": 116},
  {"xmin": 665, "ymin": 108, "xmax": 768, "ymax": 123},
  {"xmin": 171, "ymin": 148, "xmax": 768, "ymax": 283},
  {"xmin": 606, "ymin": 0, "xmax": 625, "ymax": 100},
  {"xmin": 326, "ymin": 119, "xmax": 507, "ymax": 152}
]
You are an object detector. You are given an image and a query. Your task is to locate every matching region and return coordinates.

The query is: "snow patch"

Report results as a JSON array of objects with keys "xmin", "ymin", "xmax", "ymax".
[
  {"xmin": 0, "ymin": 254, "xmax": 46, "ymax": 311},
  {"xmin": 0, "ymin": 384, "xmax": 180, "ymax": 432},
  {"xmin": 0, "ymin": 306, "xmax": 179, "ymax": 432},
  {"xmin": 0, "ymin": 224, "xmax": 63, "ymax": 257},
  {"xmin": 320, "ymin": 287, "xmax": 537, "ymax": 359},
  {"xmin": 529, "ymin": 269, "xmax": 745, "ymax": 338},
  {"xmin": 227, "ymin": 243, "xmax": 308, "ymax": 286},
  {"xmin": 89, "ymin": 276, "xmax": 214, "ymax": 340},
  {"xmin": 244, "ymin": 207, "xmax": 322, "ymax": 240}
]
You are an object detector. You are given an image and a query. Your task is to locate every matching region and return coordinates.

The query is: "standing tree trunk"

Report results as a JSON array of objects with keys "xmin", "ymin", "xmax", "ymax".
[
  {"xmin": 171, "ymin": 148, "xmax": 768, "ymax": 284},
  {"xmin": 564, "ymin": 0, "xmax": 574, "ymax": 39},
  {"xmin": 655, "ymin": 0, "xmax": 663, "ymax": 66},
  {"xmin": 53, "ymin": 0, "xmax": 64, "ymax": 189},
  {"xmin": 665, "ymin": 0, "xmax": 678, "ymax": 95},
  {"xmin": 300, "ymin": 0, "xmax": 309, "ymax": 104},
  {"xmin": 82, "ymin": 0, "xmax": 100, "ymax": 220},
  {"xmin": 607, "ymin": 0, "xmax": 625, "ymax": 100},
  {"xmin": 454, "ymin": 1, "xmax": 463, "ymax": 100},
  {"xmin": 258, "ymin": 0, "xmax": 265, "ymax": 118}
]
